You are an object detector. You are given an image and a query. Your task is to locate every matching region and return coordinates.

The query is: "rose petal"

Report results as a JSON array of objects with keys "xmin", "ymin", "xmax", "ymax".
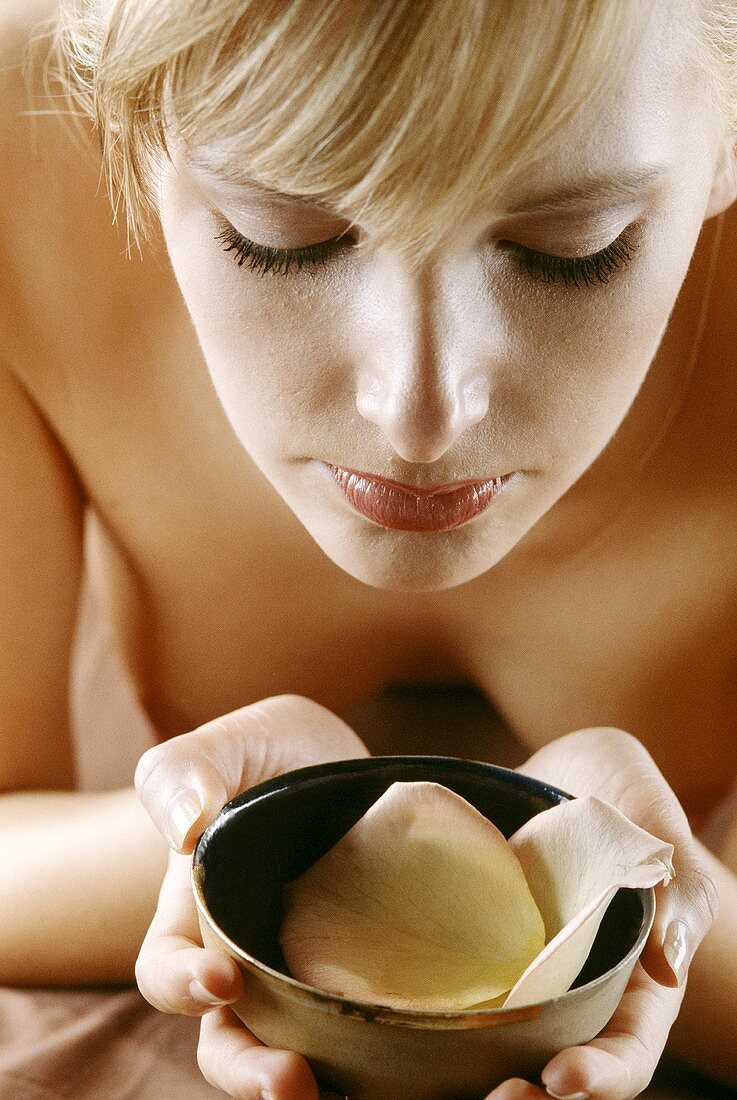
[
  {"xmin": 503, "ymin": 795, "xmax": 675, "ymax": 1007},
  {"xmin": 280, "ymin": 781, "xmax": 545, "ymax": 1010}
]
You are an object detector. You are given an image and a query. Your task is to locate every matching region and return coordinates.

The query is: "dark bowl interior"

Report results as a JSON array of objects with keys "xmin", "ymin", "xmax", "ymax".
[{"xmin": 193, "ymin": 756, "xmax": 645, "ymax": 999}]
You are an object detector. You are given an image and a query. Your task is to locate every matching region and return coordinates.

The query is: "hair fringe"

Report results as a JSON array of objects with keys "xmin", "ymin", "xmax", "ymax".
[{"xmin": 44, "ymin": 0, "xmax": 737, "ymax": 261}]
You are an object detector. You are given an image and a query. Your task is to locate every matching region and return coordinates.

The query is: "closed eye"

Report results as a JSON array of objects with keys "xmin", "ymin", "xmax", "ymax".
[
  {"xmin": 215, "ymin": 217, "xmax": 640, "ymax": 289},
  {"xmin": 504, "ymin": 227, "xmax": 639, "ymax": 288},
  {"xmin": 215, "ymin": 221, "xmax": 354, "ymax": 276}
]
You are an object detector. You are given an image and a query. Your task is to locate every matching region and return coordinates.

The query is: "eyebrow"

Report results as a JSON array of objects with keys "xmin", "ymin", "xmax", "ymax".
[
  {"xmin": 185, "ymin": 151, "xmax": 316, "ymax": 204},
  {"xmin": 185, "ymin": 151, "xmax": 334, "ymax": 213},
  {"xmin": 186, "ymin": 149, "xmax": 668, "ymax": 219},
  {"xmin": 504, "ymin": 165, "xmax": 669, "ymax": 216},
  {"xmin": 186, "ymin": 152, "xmax": 256, "ymax": 186}
]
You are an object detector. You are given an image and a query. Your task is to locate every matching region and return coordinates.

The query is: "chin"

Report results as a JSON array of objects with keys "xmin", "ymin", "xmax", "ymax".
[{"xmin": 304, "ymin": 517, "xmax": 515, "ymax": 592}]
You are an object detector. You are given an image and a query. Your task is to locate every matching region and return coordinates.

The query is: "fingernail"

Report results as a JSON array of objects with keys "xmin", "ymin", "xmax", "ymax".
[
  {"xmin": 165, "ymin": 788, "xmax": 203, "ymax": 849},
  {"xmin": 260, "ymin": 1092, "xmax": 275, "ymax": 1100},
  {"xmin": 188, "ymin": 978, "xmax": 230, "ymax": 1006},
  {"xmin": 545, "ymin": 1089, "xmax": 589, "ymax": 1100},
  {"xmin": 663, "ymin": 918, "xmax": 691, "ymax": 986}
]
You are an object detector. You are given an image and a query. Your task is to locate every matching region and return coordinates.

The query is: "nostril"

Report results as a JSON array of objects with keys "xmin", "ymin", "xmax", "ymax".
[{"xmin": 355, "ymin": 366, "xmax": 489, "ymax": 463}]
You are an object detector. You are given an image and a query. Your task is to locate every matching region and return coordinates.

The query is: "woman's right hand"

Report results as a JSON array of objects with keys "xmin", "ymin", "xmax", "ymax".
[{"xmin": 134, "ymin": 693, "xmax": 369, "ymax": 1100}]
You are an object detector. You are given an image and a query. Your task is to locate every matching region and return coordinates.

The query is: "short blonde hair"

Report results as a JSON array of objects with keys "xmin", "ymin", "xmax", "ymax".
[{"xmin": 47, "ymin": 0, "xmax": 737, "ymax": 260}]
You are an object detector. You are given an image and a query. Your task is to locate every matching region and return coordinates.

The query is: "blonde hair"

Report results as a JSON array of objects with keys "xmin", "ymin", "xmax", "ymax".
[{"xmin": 46, "ymin": 0, "xmax": 737, "ymax": 260}]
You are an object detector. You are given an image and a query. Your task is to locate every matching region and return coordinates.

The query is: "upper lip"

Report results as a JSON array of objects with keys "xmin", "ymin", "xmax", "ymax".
[{"xmin": 326, "ymin": 465, "xmax": 511, "ymax": 495}]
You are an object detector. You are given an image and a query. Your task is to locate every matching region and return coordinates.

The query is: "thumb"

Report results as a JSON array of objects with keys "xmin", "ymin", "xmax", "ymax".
[
  {"xmin": 640, "ymin": 837, "xmax": 720, "ymax": 989},
  {"xmin": 134, "ymin": 694, "xmax": 369, "ymax": 854}
]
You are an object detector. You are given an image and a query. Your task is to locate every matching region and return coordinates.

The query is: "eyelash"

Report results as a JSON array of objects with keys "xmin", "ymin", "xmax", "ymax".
[
  {"xmin": 215, "ymin": 223, "xmax": 348, "ymax": 277},
  {"xmin": 215, "ymin": 222, "xmax": 638, "ymax": 289},
  {"xmin": 512, "ymin": 231, "xmax": 638, "ymax": 289}
]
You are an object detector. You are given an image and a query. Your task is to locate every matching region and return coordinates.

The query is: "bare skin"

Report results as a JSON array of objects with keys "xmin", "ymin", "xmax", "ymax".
[
  {"xmin": 0, "ymin": 2, "xmax": 735, "ymax": 1099},
  {"xmin": 4, "ymin": 6, "xmax": 734, "ymax": 822}
]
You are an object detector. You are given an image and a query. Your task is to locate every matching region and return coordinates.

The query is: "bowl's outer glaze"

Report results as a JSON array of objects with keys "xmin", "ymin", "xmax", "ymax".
[{"xmin": 192, "ymin": 756, "xmax": 655, "ymax": 1100}]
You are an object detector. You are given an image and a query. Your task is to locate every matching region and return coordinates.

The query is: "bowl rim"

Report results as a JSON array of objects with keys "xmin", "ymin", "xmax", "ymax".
[{"xmin": 191, "ymin": 755, "xmax": 656, "ymax": 1026}]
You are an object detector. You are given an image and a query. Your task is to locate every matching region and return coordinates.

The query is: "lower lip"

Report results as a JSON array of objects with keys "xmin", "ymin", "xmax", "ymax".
[{"xmin": 325, "ymin": 465, "xmax": 515, "ymax": 532}]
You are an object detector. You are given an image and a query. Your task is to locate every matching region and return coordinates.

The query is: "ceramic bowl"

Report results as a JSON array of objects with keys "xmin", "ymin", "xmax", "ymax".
[{"xmin": 192, "ymin": 756, "xmax": 654, "ymax": 1100}]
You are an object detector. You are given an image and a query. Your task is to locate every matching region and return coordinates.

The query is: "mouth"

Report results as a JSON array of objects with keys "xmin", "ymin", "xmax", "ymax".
[{"xmin": 324, "ymin": 465, "xmax": 516, "ymax": 532}]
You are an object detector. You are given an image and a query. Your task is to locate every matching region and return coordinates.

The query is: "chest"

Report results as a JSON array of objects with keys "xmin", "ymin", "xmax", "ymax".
[
  {"xmin": 462, "ymin": 522, "xmax": 737, "ymax": 821},
  {"xmin": 83, "ymin": 428, "xmax": 737, "ymax": 826}
]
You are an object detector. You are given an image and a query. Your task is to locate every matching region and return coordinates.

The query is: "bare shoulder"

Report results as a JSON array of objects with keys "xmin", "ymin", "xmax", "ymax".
[
  {"xmin": 0, "ymin": 0, "xmax": 169, "ymax": 418},
  {"xmin": 0, "ymin": 0, "xmax": 82, "ymax": 204},
  {"xmin": 0, "ymin": 1, "xmax": 99, "ymax": 359}
]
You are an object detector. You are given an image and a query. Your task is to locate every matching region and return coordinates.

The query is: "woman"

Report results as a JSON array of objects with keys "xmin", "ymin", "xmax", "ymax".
[{"xmin": 0, "ymin": 0, "xmax": 735, "ymax": 1096}]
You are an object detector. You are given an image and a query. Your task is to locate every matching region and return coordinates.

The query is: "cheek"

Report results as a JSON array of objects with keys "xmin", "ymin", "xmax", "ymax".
[
  {"xmin": 160, "ymin": 191, "xmax": 345, "ymax": 438},
  {"xmin": 500, "ymin": 219, "xmax": 697, "ymax": 467}
]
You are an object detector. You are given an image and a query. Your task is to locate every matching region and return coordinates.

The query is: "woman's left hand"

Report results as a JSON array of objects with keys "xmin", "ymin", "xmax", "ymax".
[{"xmin": 482, "ymin": 727, "xmax": 719, "ymax": 1100}]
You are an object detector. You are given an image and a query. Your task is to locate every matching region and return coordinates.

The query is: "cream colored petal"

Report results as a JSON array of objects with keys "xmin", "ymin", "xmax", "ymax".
[
  {"xmin": 280, "ymin": 781, "xmax": 545, "ymax": 1011},
  {"xmin": 504, "ymin": 795, "xmax": 674, "ymax": 1008}
]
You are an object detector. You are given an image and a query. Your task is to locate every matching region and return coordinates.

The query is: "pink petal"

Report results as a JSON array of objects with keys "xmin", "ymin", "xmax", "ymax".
[
  {"xmin": 280, "ymin": 781, "xmax": 545, "ymax": 1010},
  {"xmin": 504, "ymin": 795, "xmax": 674, "ymax": 1007}
]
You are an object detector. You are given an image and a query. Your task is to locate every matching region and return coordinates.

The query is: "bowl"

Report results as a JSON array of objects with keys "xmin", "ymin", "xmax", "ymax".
[{"xmin": 192, "ymin": 756, "xmax": 654, "ymax": 1100}]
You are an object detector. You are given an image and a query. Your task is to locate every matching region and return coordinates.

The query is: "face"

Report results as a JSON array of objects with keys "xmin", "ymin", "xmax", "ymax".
[{"xmin": 156, "ymin": 3, "xmax": 734, "ymax": 591}]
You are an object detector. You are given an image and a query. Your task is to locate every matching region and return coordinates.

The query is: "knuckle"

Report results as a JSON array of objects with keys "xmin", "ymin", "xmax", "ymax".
[
  {"xmin": 196, "ymin": 1033, "xmax": 221, "ymax": 1090},
  {"xmin": 255, "ymin": 693, "xmax": 341, "ymax": 731},
  {"xmin": 689, "ymin": 865, "xmax": 720, "ymax": 928},
  {"xmin": 197, "ymin": 1036, "xmax": 259, "ymax": 1099},
  {"xmin": 265, "ymin": 692, "xmax": 312, "ymax": 709},
  {"xmin": 604, "ymin": 1027, "xmax": 659, "ymax": 1099},
  {"xmin": 625, "ymin": 1033, "xmax": 659, "ymax": 1097},
  {"xmin": 133, "ymin": 948, "xmax": 160, "ymax": 1009},
  {"xmin": 245, "ymin": 695, "xmax": 322, "ymax": 745},
  {"xmin": 133, "ymin": 954, "xmax": 148, "ymax": 999},
  {"xmin": 600, "ymin": 727, "xmax": 655, "ymax": 767},
  {"xmin": 133, "ymin": 741, "xmax": 173, "ymax": 800},
  {"xmin": 596, "ymin": 726, "xmax": 638, "ymax": 746},
  {"xmin": 267, "ymin": 1049, "xmax": 318, "ymax": 1098},
  {"xmin": 577, "ymin": 725, "xmax": 633, "ymax": 746},
  {"xmin": 195, "ymin": 1019, "xmax": 247, "ymax": 1093},
  {"xmin": 133, "ymin": 935, "xmax": 180, "ymax": 1015}
]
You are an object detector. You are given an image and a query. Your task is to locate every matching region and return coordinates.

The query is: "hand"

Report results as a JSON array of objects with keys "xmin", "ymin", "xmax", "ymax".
[
  {"xmin": 482, "ymin": 727, "xmax": 719, "ymax": 1100},
  {"xmin": 134, "ymin": 693, "xmax": 368, "ymax": 1100}
]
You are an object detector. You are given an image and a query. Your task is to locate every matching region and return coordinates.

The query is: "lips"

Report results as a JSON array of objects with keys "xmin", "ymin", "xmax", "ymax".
[{"xmin": 326, "ymin": 465, "xmax": 513, "ymax": 532}]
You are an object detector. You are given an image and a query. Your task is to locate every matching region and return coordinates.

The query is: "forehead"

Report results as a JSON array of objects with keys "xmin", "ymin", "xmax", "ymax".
[
  {"xmin": 486, "ymin": 4, "xmax": 715, "ymax": 220},
  {"xmin": 173, "ymin": 0, "xmax": 716, "ymax": 244}
]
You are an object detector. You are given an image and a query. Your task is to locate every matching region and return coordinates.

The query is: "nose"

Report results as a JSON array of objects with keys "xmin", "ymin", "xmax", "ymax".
[{"xmin": 355, "ymin": 262, "xmax": 490, "ymax": 464}]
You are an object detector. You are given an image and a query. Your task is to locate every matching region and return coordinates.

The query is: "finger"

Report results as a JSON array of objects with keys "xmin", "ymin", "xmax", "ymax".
[
  {"xmin": 136, "ymin": 851, "xmax": 244, "ymax": 1014},
  {"xmin": 516, "ymin": 728, "xmax": 720, "ymax": 991},
  {"xmin": 540, "ymin": 961, "xmax": 683, "ymax": 1100},
  {"xmin": 640, "ymin": 839, "xmax": 719, "ymax": 989},
  {"xmin": 135, "ymin": 694, "xmax": 368, "ymax": 853},
  {"xmin": 197, "ymin": 1006, "xmax": 319, "ymax": 1100},
  {"xmin": 483, "ymin": 1078, "xmax": 547, "ymax": 1099}
]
